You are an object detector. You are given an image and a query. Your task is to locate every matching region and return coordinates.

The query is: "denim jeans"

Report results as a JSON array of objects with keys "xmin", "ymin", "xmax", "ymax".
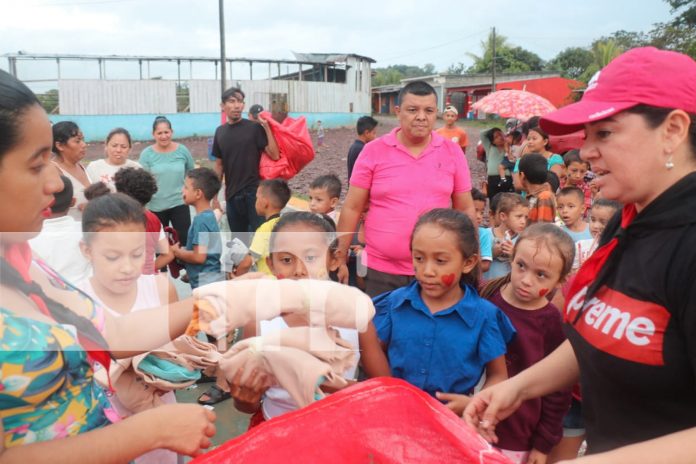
[{"xmin": 226, "ymin": 185, "xmax": 264, "ymax": 245}]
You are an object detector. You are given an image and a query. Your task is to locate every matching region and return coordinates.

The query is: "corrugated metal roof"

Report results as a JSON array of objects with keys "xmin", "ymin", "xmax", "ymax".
[{"xmin": 292, "ymin": 52, "xmax": 376, "ymax": 64}]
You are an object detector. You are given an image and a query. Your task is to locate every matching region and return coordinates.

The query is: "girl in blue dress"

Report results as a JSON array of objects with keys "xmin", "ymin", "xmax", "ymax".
[{"xmin": 373, "ymin": 208, "xmax": 516, "ymax": 416}]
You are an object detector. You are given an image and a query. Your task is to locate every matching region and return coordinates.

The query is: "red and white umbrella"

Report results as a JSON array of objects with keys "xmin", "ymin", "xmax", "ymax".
[{"xmin": 472, "ymin": 89, "xmax": 556, "ymax": 121}]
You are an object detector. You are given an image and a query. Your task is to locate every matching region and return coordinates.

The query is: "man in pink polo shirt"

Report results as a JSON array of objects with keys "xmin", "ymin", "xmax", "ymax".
[{"xmin": 337, "ymin": 81, "xmax": 476, "ymax": 297}]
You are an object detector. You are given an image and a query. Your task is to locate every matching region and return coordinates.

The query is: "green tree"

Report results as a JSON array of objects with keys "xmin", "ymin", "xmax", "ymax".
[
  {"xmin": 466, "ymin": 31, "xmax": 510, "ymax": 73},
  {"xmin": 467, "ymin": 31, "xmax": 545, "ymax": 73},
  {"xmin": 579, "ymin": 39, "xmax": 623, "ymax": 82},
  {"xmin": 546, "ymin": 47, "xmax": 594, "ymax": 79},
  {"xmin": 593, "ymin": 30, "xmax": 651, "ymax": 50},
  {"xmin": 651, "ymin": 0, "xmax": 696, "ymax": 57},
  {"xmin": 371, "ymin": 64, "xmax": 436, "ymax": 86},
  {"xmin": 421, "ymin": 63, "xmax": 436, "ymax": 75},
  {"xmin": 445, "ymin": 62, "xmax": 466, "ymax": 74},
  {"xmin": 37, "ymin": 89, "xmax": 59, "ymax": 114}
]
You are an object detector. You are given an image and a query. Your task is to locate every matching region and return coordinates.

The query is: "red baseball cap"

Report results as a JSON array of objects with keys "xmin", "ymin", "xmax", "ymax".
[{"xmin": 541, "ymin": 47, "xmax": 696, "ymax": 135}]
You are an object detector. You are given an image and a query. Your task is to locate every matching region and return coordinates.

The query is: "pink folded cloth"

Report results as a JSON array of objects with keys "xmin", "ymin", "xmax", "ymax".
[
  {"xmin": 234, "ymin": 327, "xmax": 357, "ymax": 374},
  {"xmin": 218, "ymin": 343, "xmax": 348, "ymax": 408},
  {"xmin": 190, "ymin": 279, "xmax": 375, "ymax": 338},
  {"xmin": 111, "ymin": 368, "xmax": 165, "ymax": 414}
]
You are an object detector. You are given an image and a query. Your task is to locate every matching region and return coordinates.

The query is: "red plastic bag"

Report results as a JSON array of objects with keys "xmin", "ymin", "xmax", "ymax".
[
  {"xmin": 193, "ymin": 378, "xmax": 511, "ymax": 464},
  {"xmin": 258, "ymin": 111, "xmax": 315, "ymax": 180}
]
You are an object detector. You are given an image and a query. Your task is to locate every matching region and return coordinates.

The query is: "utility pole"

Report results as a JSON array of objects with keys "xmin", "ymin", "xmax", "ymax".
[
  {"xmin": 491, "ymin": 27, "xmax": 497, "ymax": 93},
  {"xmin": 219, "ymin": 0, "xmax": 226, "ymax": 96}
]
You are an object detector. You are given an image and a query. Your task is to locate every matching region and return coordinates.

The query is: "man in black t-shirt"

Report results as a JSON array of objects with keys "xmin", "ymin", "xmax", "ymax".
[
  {"xmin": 212, "ymin": 87, "xmax": 279, "ymax": 242},
  {"xmin": 346, "ymin": 115, "xmax": 378, "ymax": 182}
]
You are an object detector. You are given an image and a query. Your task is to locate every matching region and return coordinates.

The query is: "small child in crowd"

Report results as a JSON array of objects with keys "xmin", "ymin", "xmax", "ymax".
[
  {"xmin": 114, "ymin": 166, "xmax": 174, "ymax": 275},
  {"xmin": 563, "ymin": 150, "xmax": 592, "ymax": 213},
  {"xmin": 309, "ymin": 174, "xmax": 341, "ymax": 223},
  {"xmin": 556, "ymin": 186, "xmax": 592, "ymax": 242},
  {"xmin": 471, "ymin": 188, "xmax": 493, "ymax": 274},
  {"xmin": 436, "ymin": 105, "xmax": 468, "ymax": 154},
  {"xmin": 78, "ymin": 193, "xmax": 178, "ymax": 464},
  {"xmin": 230, "ymin": 212, "xmax": 376, "ymax": 427},
  {"xmin": 347, "ymin": 116, "xmax": 378, "ymax": 181},
  {"xmin": 235, "ymin": 179, "xmax": 291, "ymax": 276},
  {"xmin": 373, "ymin": 208, "xmax": 516, "ymax": 415},
  {"xmin": 519, "ymin": 153, "xmax": 556, "ymax": 224},
  {"xmin": 29, "ymin": 175, "xmax": 91, "ymax": 283},
  {"xmin": 316, "ymin": 120, "xmax": 325, "ymax": 148},
  {"xmin": 484, "ymin": 193, "xmax": 529, "ymax": 281},
  {"xmin": 84, "ymin": 181, "xmax": 111, "ymax": 201},
  {"xmin": 480, "ymin": 224, "xmax": 574, "ymax": 464},
  {"xmin": 172, "ymin": 167, "xmax": 224, "ymax": 288},
  {"xmin": 488, "ymin": 193, "xmax": 504, "ymax": 228},
  {"xmin": 498, "ymin": 130, "xmax": 522, "ymax": 183},
  {"xmin": 86, "ymin": 127, "xmax": 141, "ymax": 192},
  {"xmin": 573, "ymin": 198, "xmax": 622, "ymax": 271}
]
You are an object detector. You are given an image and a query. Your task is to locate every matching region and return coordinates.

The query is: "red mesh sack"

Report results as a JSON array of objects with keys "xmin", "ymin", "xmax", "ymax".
[
  {"xmin": 258, "ymin": 111, "xmax": 315, "ymax": 180},
  {"xmin": 193, "ymin": 378, "xmax": 511, "ymax": 464}
]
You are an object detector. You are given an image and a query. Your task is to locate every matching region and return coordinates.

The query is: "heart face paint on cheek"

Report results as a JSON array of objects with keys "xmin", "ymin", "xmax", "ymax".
[
  {"xmin": 538, "ymin": 288, "xmax": 549, "ymax": 297},
  {"xmin": 441, "ymin": 273, "xmax": 456, "ymax": 287}
]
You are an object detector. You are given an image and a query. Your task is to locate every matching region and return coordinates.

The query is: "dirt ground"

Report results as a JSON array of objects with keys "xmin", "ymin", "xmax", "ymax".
[{"xmin": 84, "ymin": 115, "xmax": 488, "ymax": 201}]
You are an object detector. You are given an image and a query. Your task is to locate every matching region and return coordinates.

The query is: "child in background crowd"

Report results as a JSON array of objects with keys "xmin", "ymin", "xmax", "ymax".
[
  {"xmin": 29, "ymin": 175, "xmax": 91, "ymax": 283},
  {"xmin": 309, "ymin": 174, "xmax": 342, "ymax": 223},
  {"xmin": 479, "ymin": 224, "xmax": 574, "ymax": 464},
  {"xmin": 230, "ymin": 212, "xmax": 384, "ymax": 427},
  {"xmin": 347, "ymin": 116, "xmax": 378, "ymax": 181},
  {"xmin": 519, "ymin": 154, "xmax": 556, "ymax": 224},
  {"xmin": 572, "ymin": 198, "xmax": 622, "ymax": 271},
  {"xmin": 86, "ymin": 128, "xmax": 141, "ymax": 191},
  {"xmin": 471, "ymin": 188, "xmax": 493, "ymax": 274},
  {"xmin": 84, "ymin": 181, "xmax": 111, "ymax": 201},
  {"xmin": 77, "ymin": 193, "xmax": 178, "ymax": 464},
  {"xmin": 546, "ymin": 171, "xmax": 561, "ymax": 195},
  {"xmin": 556, "ymin": 187, "xmax": 592, "ymax": 242},
  {"xmin": 563, "ymin": 150, "xmax": 592, "ymax": 213},
  {"xmin": 489, "ymin": 192, "xmax": 504, "ymax": 228},
  {"xmin": 172, "ymin": 168, "xmax": 224, "ymax": 288},
  {"xmin": 436, "ymin": 106, "xmax": 469, "ymax": 154},
  {"xmin": 498, "ymin": 130, "xmax": 522, "ymax": 185},
  {"xmin": 235, "ymin": 179, "xmax": 291, "ymax": 276},
  {"xmin": 484, "ymin": 193, "xmax": 529, "ymax": 281},
  {"xmin": 114, "ymin": 166, "xmax": 174, "ymax": 275},
  {"xmin": 316, "ymin": 120, "xmax": 326, "ymax": 149},
  {"xmin": 373, "ymin": 208, "xmax": 515, "ymax": 416}
]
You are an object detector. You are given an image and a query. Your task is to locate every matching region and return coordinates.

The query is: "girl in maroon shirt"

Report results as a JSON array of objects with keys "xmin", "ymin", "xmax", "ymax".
[{"xmin": 480, "ymin": 223, "xmax": 576, "ymax": 464}]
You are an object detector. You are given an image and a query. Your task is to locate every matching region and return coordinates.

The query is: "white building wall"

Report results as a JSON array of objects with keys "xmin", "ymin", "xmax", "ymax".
[
  {"xmin": 58, "ymin": 59, "xmax": 372, "ymax": 116},
  {"xmin": 189, "ymin": 79, "xmax": 371, "ymax": 114},
  {"xmin": 59, "ymin": 80, "xmax": 176, "ymax": 115}
]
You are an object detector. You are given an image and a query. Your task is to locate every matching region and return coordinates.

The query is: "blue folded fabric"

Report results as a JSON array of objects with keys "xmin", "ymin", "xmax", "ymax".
[{"xmin": 138, "ymin": 354, "xmax": 201, "ymax": 382}]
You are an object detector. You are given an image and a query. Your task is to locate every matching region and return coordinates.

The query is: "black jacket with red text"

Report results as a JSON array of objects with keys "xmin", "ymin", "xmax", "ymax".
[{"xmin": 564, "ymin": 172, "xmax": 696, "ymax": 454}]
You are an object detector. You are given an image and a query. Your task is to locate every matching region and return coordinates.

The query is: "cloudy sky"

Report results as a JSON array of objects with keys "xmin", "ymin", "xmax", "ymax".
[{"xmin": 0, "ymin": 0, "xmax": 673, "ymax": 85}]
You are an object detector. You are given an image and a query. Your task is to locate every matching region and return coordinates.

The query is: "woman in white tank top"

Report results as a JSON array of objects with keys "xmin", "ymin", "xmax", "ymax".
[{"xmin": 78, "ymin": 193, "xmax": 179, "ymax": 464}]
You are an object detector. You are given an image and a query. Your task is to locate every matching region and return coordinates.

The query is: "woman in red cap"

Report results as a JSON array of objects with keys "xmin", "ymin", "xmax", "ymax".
[{"xmin": 464, "ymin": 47, "xmax": 696, "ymax": 462}]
